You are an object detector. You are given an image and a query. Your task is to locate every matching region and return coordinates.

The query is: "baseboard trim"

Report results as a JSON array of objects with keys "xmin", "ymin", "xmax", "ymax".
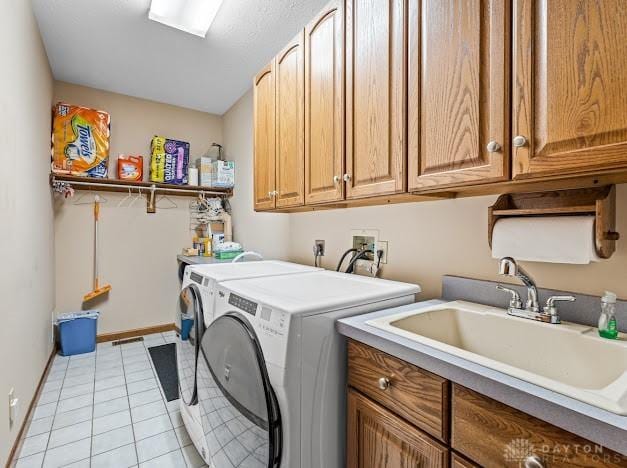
[
  {"xmin": 5, "ymin": 346, "xmax": 57, "ymax": 468},
  {"xmin": 96, "ymin": 323, "xmax": 176, "ymax": 343}
]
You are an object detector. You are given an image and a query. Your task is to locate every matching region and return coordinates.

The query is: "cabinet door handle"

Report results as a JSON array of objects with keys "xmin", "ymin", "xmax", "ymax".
[
  {"xmin": 486, "ymin": 140, "xmax": 501, "ymax": 153},
  {"xmin": 513, "ymin": 135, "xmax": 528, "ymax": 148},
  {"xmin": 523, "ymin": 455, "xmax": 545, "ymax": 468},
  {"xmin": 343, "ymin": 173, "xmax": 351, "ymax": 182},
  {"xmin": 377, "ymin": 377, "xmax": 390, "ymax": 390},
  {"xmin": 333, "ymin": 175, "xmax": 340, "ymax": 184}
]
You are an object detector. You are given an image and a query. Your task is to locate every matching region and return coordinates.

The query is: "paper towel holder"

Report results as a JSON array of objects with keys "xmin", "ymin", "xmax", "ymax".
[{"xmin": 488, "ymin": 185, "xmax": 620, "ymax": 259}]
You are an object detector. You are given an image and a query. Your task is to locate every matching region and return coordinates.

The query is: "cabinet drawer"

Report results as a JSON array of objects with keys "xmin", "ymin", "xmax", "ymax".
[
  {"xmin": 347, "ymin": 339, "xmax": 449, "ymax": 442},
  {"xmin": 452, "ymin": 384, "xmax": 627, "ymax": 467}
]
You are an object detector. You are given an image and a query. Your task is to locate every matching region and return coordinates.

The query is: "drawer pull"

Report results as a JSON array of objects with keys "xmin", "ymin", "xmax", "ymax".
[
  {"xmin": 524, "ymin": 455, "xmax": 545, "ymax": 468},
  {"xmin": 377, "ymin": 377, "xmax": 391, "ymax": 390}
]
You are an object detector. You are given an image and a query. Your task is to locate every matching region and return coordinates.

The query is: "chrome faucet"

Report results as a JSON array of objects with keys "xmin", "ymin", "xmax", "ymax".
[
  {"xmin": 498, "ymin": 257, "xmax": 540, "ymax": 311},
  {"xmin": 497, "ymin": 257, "xmax": 575, "ymax": 324}
]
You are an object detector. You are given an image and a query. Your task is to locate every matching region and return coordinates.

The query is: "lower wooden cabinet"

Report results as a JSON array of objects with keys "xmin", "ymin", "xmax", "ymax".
[
  {"xmin": 452, "ymin": 384, "xmax": 627, "ymax": 468},
  {"xmin": 346, "ymin": 339, "xmax": 627, "ymax": 468},
  {"xmin": 347, "ymin": 389, "xmax": 449, "ymax": 468},
  {"xmin": 451, "ymin": 452, "xmax": 479, "ymax": 468}
]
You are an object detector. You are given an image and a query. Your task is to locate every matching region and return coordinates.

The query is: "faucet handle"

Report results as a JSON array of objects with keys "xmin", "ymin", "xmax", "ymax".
[
  {"xmin": 543, "ymin": 295, "xmax": 575, "ymax": 316},
  {"xmin": 496, "ymin": 284, "xmax": 522, "ymax": 309}
]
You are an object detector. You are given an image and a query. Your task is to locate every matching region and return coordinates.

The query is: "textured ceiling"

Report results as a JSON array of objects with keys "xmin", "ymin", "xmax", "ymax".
[{"xmin": 33, "ymin": 0, "xmax": 328, "ymax": 114}]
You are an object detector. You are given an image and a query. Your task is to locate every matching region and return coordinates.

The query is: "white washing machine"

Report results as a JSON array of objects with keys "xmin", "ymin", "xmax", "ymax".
[
  {"xmin": 194, "ymin": 270, "xmax": 420, "ymax": 468},
  {"xmin": 177, "ymin": 261, "xmax": 321, "ymax": 462}
]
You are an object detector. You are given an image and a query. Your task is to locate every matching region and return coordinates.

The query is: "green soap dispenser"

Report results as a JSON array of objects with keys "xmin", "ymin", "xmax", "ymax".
[{"xmin": 598, "ymin": 291, "xmax": 618, "ymax": 339}]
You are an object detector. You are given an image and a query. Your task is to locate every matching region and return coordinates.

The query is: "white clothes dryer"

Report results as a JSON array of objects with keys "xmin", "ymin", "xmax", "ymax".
[{"xmin": 195, "ymin": 270, "xmax": 420, "ymax": 467}]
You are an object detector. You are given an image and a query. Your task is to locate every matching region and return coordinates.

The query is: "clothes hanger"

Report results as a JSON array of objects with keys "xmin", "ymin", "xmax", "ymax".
[
  {"xmin": 73, "ymin": 190, "xmax": 108, "ymax": 205},
  {"xmin": 156, "ymin": 194, "xmax": 177, "ymax": 209},
  {"xmin": 128, "ymin": 187, "xmax": 143, "ymax": 208},
  {"xmin": 117, "ymin": 188, "xmax": 133, "ymax": 208}
]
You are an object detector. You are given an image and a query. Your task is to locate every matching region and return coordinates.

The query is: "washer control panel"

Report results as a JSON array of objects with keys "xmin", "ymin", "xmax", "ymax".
[{"xmin": 228, "ymin": 293, "xmax": 258, "ymax": 316}]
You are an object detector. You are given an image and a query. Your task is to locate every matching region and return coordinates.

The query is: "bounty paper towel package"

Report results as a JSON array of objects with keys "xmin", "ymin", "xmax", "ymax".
[
  {"xmin": 150, "ymin": 136, "xmax": 189, "ymax": 184},
  {"xmin": 52, "ymin": 103, "xmax": 111, "ymax": 178},
  {"xmin": 196, "ymin": 156, "xmax": 212, "ymax": 186}
]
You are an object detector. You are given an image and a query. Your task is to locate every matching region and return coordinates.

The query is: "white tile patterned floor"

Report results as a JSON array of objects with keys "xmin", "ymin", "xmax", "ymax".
[{"xmin": 15, "ymin": 332, "xmax": 207, "ymax": 468}]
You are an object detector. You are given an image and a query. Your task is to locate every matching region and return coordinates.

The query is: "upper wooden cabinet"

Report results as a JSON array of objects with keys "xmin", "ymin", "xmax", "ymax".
[
  {"xmin": 304, "ymin": 0, "xmax": 345, "ymax": 204},
  {"xmin": 512, "ymin": 0, "xmax": 627, "ymax": 179},
  {"xmin": 253, "ymin": 62, "xmax": 276, "ymax": 211},
  {"xmin": 275, "ymin": 32, "xmax": 305, "ymax": 208},
  {"xmin": 345, "ymin": 0, "xmax": 406, "ymax": 199},
  {"xmin": 408, "ymin": 0, "xmax": 510, "ymax": 190},
  {"xmin": 254, "ymin": 0, "xmax": 627, "ymax": 211}
]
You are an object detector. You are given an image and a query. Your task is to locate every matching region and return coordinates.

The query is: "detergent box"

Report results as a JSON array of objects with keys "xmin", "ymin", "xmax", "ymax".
[
  {"xmin": 150, "ymin": 136, "xmax": 189, "ymax": 184},
  {"xmin": 51, "ymin": 103, "xmax": 110, "ymax": 178},
  {"xmin": 209, "ymin": 160, "xmax": 235, "ymax": 188},
  {"xmin": 117, "ymin": 155, "xmax": 143, "ymax": 181},
  {"xmin": 195, "ymin": 157, "xmax": 234, "ymax": 188}
]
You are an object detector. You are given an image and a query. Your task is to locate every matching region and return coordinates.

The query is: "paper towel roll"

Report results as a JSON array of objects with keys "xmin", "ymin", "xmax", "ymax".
[
  {"xmin": 188, "ymin": 167, "xmax": 199, "ymax": 186},
  {"xmin": 491, "ymin": 216, "xmax": 601, "ymax": 264}
]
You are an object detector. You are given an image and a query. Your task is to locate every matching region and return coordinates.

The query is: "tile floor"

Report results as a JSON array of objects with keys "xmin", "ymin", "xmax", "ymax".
[{"xmin": 15, "ymin": 331, "xmax": 207, "ymax": 468}]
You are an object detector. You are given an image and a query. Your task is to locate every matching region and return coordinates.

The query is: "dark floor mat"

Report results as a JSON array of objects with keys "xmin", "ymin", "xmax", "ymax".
[{"xmin": 148, "ymin": 343, "xmax": 179, "ymax": 401}]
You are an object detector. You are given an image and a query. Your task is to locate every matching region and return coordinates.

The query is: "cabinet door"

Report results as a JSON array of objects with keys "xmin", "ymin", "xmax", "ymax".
[
  {"xmin": 408, "ymin": 0, "xmax": 510, "ymax": 190},
  {"xmin": 253, "ymin": 62, "xmax": 276, "ymax": 210},
  {"xmin": 345, "ymin": 0, "xmax": 406, "ymax": 198},
  {"xmin": 512, "ymin": 0, "xmax": 627, "ymax": 179},
  {"xmin": 275, "ymin": 32, "xmax": 305, "ymax": 208},
  {"xmin": 451, "ymin": 453, "xmax": 479, "ymax": 468},
  {"xmin": 304, "ymin": 0, "xmax": 345, "ymax": 204},
  {"xmin": 347, "ymin": 389, "xmax": 449, "ymax": 468}
]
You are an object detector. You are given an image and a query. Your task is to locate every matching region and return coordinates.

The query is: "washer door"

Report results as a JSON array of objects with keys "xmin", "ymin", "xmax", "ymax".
[
  {"xmin": 197, "ymin": 313, "xmax": 282, "ymax": 468},
  {"xmin": 177, "ymin": 284, "xmax": 204, "ymax": 406}
]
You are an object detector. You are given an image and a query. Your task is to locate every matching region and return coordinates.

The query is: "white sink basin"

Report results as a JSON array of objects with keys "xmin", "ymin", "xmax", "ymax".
[{"xmin": 367, "ymin": 301, "xmax": 627, "ymax": 415}]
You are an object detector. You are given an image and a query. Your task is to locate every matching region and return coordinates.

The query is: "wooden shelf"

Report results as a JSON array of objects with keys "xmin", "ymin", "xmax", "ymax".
[
  {"xmin": 50, "ymin": 173, "xmax": 233, "ymax": 198},
  {"xmin": 491, "ymin": 205, "xmax": 596, "ymax": 216}
]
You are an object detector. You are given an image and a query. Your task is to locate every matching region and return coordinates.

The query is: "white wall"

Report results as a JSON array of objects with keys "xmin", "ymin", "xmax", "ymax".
[
  {"xmin": 0, "ymin": 0, "xmax": 54, "ymax": 462},
  {"xmin": 53, "ymin": 82, "xmax": 223, "ymax": 334},
  {"xmin": 222, "ymin": 89, "xmax": 290, "ymax": 259},
  {"xmin": 288, "ymin": 188, "xmax": 627, "ymax": 300}
]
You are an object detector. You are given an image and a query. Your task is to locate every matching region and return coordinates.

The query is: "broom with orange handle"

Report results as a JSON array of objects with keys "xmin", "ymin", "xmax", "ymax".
[{"xmin": 83, "ymin": 195, "xmax": 111, "ymax": 302}]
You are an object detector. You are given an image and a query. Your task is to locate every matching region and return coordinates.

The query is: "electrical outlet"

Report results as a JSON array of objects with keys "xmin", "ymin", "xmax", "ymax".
[
  {"xmin": 314, "ymin": 240, "xmax": 325, "ymax": 256},
  {"xmin": 377, "ymin": 241, "xmax": 388, "ymax": 264},
  {"xmin": 8, "ymin": 388, "xmax": 18, "ymax": 429}
]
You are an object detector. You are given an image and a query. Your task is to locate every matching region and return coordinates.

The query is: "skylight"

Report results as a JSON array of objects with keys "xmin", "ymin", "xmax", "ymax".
[{"xmin": 148, "ymin": 0, "xmax": 224, "ymax": 38}]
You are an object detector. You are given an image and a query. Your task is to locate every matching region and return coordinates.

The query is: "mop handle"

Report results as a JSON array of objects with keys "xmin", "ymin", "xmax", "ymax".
[{"xmin": 94, "ymin": 196, "xmax": 100, "ymax": 290}]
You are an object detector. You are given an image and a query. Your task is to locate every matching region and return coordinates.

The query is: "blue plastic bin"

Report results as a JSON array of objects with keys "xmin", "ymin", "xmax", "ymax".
[
  {"xmin": 56, "ymin": 311, "xmax": 100, "ymax": 356},
  {"xmin": 181, "ymin": 316, "xmax": 193, "ymax": 341}
]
